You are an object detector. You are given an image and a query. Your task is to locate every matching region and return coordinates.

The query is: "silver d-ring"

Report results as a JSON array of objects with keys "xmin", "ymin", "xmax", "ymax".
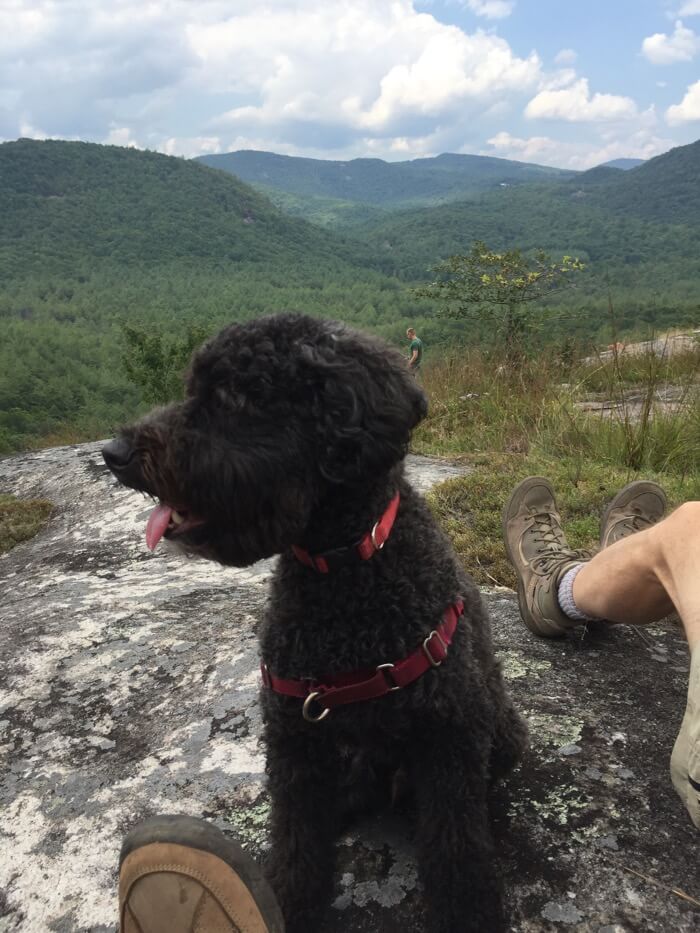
[
  {"xmin": 370, "ymin": 522, "xmax": 384, "ymax": 551},
  {"xmin": 302, "ymin": 691, "xmax": 330, "ymax": 723}
]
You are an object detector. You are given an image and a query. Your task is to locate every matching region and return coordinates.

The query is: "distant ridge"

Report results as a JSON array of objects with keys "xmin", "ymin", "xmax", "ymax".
[
  {"xmin": 196, "ymin": 149, "xmax": 572, "ymax": 208},
  {"xmin": 567, "ymin": 139, "xmax": 700, "ymax": 225},
  {"xmin": 344, "ymin": 138, "xmax": 700, "ymax": 289},
  {"xmin": 599, "ymin": 158, "xmax": 645, "ymax": 170}
]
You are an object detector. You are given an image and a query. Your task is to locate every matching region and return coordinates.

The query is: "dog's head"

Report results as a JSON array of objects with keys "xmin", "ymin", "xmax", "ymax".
[{"xmin": 103, "ymin": 314, "xmax": 427, "ymax": 566}]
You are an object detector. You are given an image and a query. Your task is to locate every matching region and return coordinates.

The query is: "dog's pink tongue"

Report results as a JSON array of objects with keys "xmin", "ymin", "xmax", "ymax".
[{"xmin": 146, "ymin": 504, "xmax": 172, "ymax": 551}]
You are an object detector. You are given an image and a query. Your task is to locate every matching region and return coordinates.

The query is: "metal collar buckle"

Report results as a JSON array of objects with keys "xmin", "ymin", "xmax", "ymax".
[{"xmin": 370, "ymin": 521, "xmax": 385, "ymax": 551}]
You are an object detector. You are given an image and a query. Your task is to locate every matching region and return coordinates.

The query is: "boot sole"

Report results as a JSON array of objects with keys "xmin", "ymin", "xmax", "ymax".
[
  {"xmin": 120, "ymin": 814, "xmax": 284, "ymax": 933},
  {"xmin": 501, "ymin": 476, "xmax": 568, "ymax": 638},
  {"xmin": 600, "ymin": 480, "xmax": 667, "ymax": 548}
]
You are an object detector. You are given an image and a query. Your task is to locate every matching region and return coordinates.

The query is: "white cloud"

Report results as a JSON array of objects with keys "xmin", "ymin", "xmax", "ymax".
[
  {"xmin": 666, "ymin": 78, "xmax": 700, "ymax": 123},
  {"xmin": 525, "ymin": 78, "xmax": 638, "ymax": 122},
  {"xmin": 160, "ymin": 135, "xmax": 222, "ymax": 157},
  {"xmin": 0, "ymin": 0, "xmax": 197, "ymax": 140},
  {"xmin": 0, "ymin": 0, "xmax": 551, "ymax": 160},
  {"xmin": 19, "ymin": 119, "xmax": 49, "ymax": 139},
  {"xmin": 641, "ymin": 20, "xmax": 699, "ymax": 64},
  {"xmin": 0, "ymin": 1, "xmax": 687, "ymax": 166},
  {"xmin": 539, "ymin": 68, "xmax": 578, "ymax": 91},
  {"xmin": 484, "ymin": 128, "xmax": 673, "ymax": 170},
  {"xmin": 198, "ymin": 2, "xmax": 542, "ymax": 137},
  {"xmin": 554, "ymin": 48, "xmax": 577, "ymax": 65},
  {"xmin": 485, "ymin": 130, "xmax": 562, "ymax": 163},
  {"xmin": 678, "ymin": 1, "xmax": 700, "ymax": 15},
  {"xmin": 462, "ymin": 0, "xmax": 515, "ymax": 18},
  {"xmin": 104, "ymin": 126, "xmax": 141, "ymax": 148}
]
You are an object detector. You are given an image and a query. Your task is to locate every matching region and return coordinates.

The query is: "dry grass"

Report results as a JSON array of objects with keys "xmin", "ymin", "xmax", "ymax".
[
  {"xmin": 0, "ymin": 494, "xmax": 53, "ymax": 555},
  {"xmin": 416, "ymin": 345, "xmax": 699, "ymax": 587},
  {"xmin": 414, "ymin": 346, "xmax": 699, "ymax": 478}
]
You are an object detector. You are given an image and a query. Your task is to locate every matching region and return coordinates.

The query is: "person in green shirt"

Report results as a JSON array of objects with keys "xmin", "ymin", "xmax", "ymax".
[{"xmin": 406, "ymin": 327, "xmax": 423, "ymax": 375}]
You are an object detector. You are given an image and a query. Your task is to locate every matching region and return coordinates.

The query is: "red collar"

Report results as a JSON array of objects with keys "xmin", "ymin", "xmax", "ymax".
[
  {"xmin": 292, "ymin": 492, "xmax": 400, "ymax": 574},
  {"xmin": 261, "ymin": 600, "xmax": 464, "ymax": 721}
]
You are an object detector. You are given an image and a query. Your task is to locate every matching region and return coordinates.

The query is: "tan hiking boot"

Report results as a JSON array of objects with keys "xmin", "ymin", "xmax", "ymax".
[
  {"xmin": 502, "ymin": 476, "xmax": 590, "ymax": 637},
  {"xmin": 119, "ymin": 815, "xmax": 284, "ymax": 933},
  {"xmin": 671, "ymin": 649, "xmax": 700, "ymax": 830},
  {"xmin": 599, "ymin": 480, "xmax": 667, "ymax": 549}
]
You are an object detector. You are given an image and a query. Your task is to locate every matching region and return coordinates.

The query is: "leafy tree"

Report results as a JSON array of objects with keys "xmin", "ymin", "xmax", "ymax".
[
  {"xmin": 122, "ymin": 324, "xmax": 211, "ymax": 405},
  {"xmin": 416, "ymin": 241, "xmax": 584, "ymax": 362}
]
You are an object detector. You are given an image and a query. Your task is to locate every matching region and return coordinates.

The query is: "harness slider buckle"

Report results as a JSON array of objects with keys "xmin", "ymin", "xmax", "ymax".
[
  {"xmin": 422, "ymin": 630, "xmax": 448, "ymax": 668},
  {"xmin": 376, "ymin": 663, "xmax": 401, "ymax": 692}
]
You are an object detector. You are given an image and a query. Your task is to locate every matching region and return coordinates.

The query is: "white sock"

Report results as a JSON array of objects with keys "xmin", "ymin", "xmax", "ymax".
[{"xmin": 557, "ymin": 563, "xmax": 601, "ymax": 623}]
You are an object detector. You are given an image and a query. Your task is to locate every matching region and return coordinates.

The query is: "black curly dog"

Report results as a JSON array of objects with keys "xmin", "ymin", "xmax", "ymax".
[{"xmin": 103, "ymin": 314, "xmax": 527, "ymax": 933}]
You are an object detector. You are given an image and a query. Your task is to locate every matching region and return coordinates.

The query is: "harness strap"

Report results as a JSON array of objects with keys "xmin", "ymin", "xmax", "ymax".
[
  {"xmin": 292, "ymin": 492, "xmax": 400, "ymax": 573},
  {"xmin": 261, "ymin": 600, "xmax": 464, "ymax": 722}
]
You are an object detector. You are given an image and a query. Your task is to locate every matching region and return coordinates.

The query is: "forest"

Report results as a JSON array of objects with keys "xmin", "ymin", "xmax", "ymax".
[{"xmin": 0, "ymin": 138, "xmax": 698, "ymax": 454}]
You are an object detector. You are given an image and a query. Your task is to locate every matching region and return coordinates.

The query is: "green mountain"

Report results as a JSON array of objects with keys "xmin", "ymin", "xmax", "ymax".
[
  {"xmin": 0, "ymin": 138, "xmax": 377, "ymax": 278},
  {"xmin": 0, "ymin": 140, "xmax": 417, "ymax": 453},
  {"xmin": 349, "ymin": 142, "xmax": 700, "ymax": 332},
  {"xmin": 1, "ymin": 137, "xmax": 698, "ymax": 455},
  {"xmin": 554, "ymin": 140, "xmax": 700, "ymax": 226},
  {"xmin": 197, "ymin": 149, "xmax": 571, "ymax": 210},
  {"xmin": 197, "ymin": 144, "xmax": 697, "ymax": 233},
  {"xmin": 352, "ymin": 139, "xmax": 700, "ymax": 273},
  {"xmin": 358, "ymin": 182, "xmax": 700, "ymax": 283}
]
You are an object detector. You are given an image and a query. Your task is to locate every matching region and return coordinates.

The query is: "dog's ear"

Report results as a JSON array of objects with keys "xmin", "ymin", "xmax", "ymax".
[{"xmin": 300, "ymin": 331, "xmax": 428, "ymax": 484}]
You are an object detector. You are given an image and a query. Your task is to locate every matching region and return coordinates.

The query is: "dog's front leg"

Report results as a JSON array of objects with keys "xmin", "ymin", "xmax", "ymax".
[
  {"xmin": 264, "ymin": 722, "xmax": 341, "ymax": 933},
  {"xmin": 411, "ymin": 725, "xmax": 506, "ymax": 933}
]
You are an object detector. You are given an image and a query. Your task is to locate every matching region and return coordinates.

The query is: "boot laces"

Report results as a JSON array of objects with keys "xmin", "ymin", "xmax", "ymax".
[
  {"xmin": 527, "ymin": 510, "xmax": 590, "ymax": 575},
  {"xmin": 621, "ymin": 513, "xmax": 653, "ymax": 534}
]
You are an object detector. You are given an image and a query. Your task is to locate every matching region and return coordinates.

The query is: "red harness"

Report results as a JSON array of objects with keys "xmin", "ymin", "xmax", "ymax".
[
  {"xmin": 261, "ymin": 600, "xmax": 464, "ymax": 722},
  {"xmin": 291, "ymin": 492, "xmax": 400, "ymax": 574}
]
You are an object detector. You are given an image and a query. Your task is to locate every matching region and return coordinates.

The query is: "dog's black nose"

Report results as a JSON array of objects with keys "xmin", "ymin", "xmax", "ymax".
[{"xmin": 102, "ymin": 438, "xmax": 134, "ymax": 473}]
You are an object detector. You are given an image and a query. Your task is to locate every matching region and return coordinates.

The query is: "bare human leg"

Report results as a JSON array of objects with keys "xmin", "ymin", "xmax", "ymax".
[
  {"xmin": 573, "ymin": 502, "xmax": 700, "ymax": 650},
  {"xmin": 502, "ymin": 479, "xmax": 700, "ymax": 830},
  {"xmin": 573, "ymin": 502, "xmax": 700, "ymax": 828}
]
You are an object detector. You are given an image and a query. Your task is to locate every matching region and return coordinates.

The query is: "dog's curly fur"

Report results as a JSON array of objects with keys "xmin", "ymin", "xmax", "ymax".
[{"xmin": 104, "ymin": 313, "xmax": 527, "ymax": 933}]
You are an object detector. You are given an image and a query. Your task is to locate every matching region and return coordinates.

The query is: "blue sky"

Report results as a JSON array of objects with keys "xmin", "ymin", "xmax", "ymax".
[{"xmin": 1, "ymin": 0, "xmax": 699, "ymax": 168}]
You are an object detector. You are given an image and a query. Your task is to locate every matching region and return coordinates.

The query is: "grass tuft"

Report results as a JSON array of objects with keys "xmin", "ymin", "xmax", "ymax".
[
  {"xmin": 0, "ymin": 495, "xmax": 53, "ymax": 555},
  {"xmin": 417, "ymin": 342, "xmax": 699, "ymax": 587}
]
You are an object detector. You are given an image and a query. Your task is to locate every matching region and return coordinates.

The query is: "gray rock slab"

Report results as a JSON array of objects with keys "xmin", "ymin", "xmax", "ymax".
[{"xmin": 0, "ymin": 443, "xmax": 697, "ymax": 931}]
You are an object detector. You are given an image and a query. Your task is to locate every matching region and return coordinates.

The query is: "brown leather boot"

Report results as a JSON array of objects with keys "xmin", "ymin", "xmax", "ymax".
[
  {"xmin": 599, "ymin": 480, "xmax": 667, "ymax": 549},
  {"xmin": 119, "ymin": 815, "xmax": 284, "ymax": 933},
  {"xmin": 502, "ymin": 476, "xmax": 591, "ymax": 637}
]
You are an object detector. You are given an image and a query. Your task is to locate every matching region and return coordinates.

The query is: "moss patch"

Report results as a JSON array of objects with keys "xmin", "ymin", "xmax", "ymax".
[
  {"xmin": 0, "ymin": 494, "xmax": 53, "ymax": 555},
  {"xmin": 499, "ymin": 650, "xmax": 553, "ymax": 681},
  {"xmin": 525, "ymin": 711, "xmax": 584, "ymax": 751},
  {"xmin": 223, "ymin": 796, "xmax": 271, "ymax": 851}
]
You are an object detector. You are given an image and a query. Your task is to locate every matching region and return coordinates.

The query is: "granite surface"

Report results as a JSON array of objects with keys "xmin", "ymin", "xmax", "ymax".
[{"xmin": 0, "ymin": 443, "xmax": 697, "ymax": 932}]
